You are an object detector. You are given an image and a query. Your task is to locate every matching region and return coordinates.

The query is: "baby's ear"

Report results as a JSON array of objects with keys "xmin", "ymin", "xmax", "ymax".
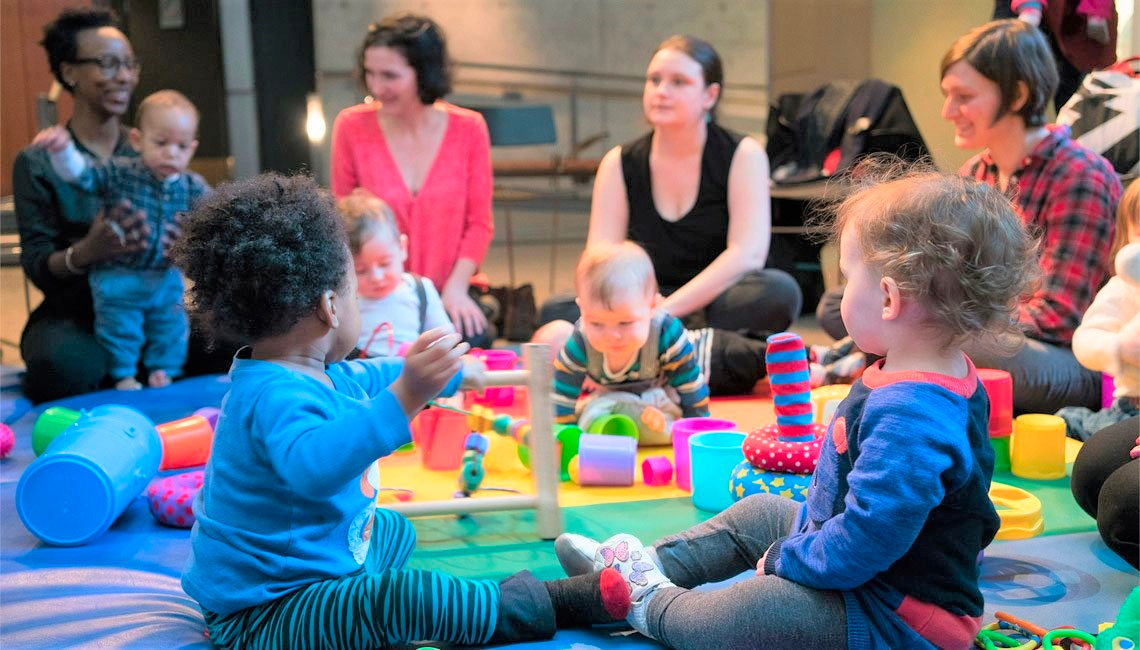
[
  {"xmin": 880, "ymin": 276, "xmax": 902, "ymax": 321},
  {"xmin": 317, "ymin": 289, "xmax": 339, "ymax": 328},
  {"xmin": 128, "ymin": 128, "xmax": 143, "ymax": 152},
  {"xmin": 399, "ymin": 233, "xmax": 409, "ymax": 261}
]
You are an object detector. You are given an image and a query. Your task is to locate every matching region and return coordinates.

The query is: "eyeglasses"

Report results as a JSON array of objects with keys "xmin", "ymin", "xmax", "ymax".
[{"xmin": 71, "ymin": 55, "xmax": 141, "ymax": 78}]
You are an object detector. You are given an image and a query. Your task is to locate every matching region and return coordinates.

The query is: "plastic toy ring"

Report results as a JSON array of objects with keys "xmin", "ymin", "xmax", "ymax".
[{"xmin": 742, "ymin": 422, "xmax": 826, "ymax": 473}]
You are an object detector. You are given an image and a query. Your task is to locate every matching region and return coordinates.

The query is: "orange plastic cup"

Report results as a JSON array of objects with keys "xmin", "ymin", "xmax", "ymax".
[{"xmin": 156, "ymin": 415, "xmax": 214, "ymax": 470}]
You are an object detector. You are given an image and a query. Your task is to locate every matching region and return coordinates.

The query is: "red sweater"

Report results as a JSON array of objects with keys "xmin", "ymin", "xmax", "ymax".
[{"xmin": 331, "ymin": 102, "xmax": 494, "ymax": 288}]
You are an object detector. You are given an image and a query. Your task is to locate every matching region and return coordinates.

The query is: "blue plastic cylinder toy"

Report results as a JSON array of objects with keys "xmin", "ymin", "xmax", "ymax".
[
  {"xmin": 689, "ymin": 431, "xmax": 746, "ymax": 513},
  {"xmin": 16, "ymin": 405, "xmax": 161, "ymax": 546}
]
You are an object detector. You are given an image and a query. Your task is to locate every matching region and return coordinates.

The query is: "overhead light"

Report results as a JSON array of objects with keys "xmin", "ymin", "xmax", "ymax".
[{"xmin": 306, "ymin": 93, "xmax": 326, "ymax": 144}]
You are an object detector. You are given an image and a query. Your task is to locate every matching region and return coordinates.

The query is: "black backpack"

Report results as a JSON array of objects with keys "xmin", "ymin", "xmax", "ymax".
[{"xmin": 768, "ymin": 79, "xmax": 930, "ymax": 184}]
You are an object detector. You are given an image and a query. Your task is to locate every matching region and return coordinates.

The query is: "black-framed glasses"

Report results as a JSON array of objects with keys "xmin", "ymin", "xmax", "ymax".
[{"xmin": 71, "ymin": 55, "xmax": 141, "ymax": 78}]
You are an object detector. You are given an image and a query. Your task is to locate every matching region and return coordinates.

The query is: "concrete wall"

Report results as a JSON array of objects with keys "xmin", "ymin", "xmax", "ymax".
[
  {"xmin": 310, "ymin": 0, "xmax": 770, "ymax": 185},
  {"xmin": 870, "ymin": 0, "xmax": 991, "ymax": 171}
]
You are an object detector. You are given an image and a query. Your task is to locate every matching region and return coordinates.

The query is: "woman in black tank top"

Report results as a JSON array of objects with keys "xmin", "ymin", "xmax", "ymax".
[{"xmin": 549, "ymin": 35, "xmax": 801, "ymax": 336}]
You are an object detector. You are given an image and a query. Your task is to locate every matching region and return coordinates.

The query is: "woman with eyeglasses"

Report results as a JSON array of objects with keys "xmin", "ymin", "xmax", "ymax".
[
  {"xmin": 12, "ymin": 7, "xmax": 230, "ymax": 402},
  {"xmin": 331, "ymin": 14, "xmax": 494, "ymax": 348}
]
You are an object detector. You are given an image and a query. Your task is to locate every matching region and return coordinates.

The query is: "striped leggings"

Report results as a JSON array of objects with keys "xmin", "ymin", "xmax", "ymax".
[{"xmin": 203, "ymin": 508, "xmax": 532, "ymax": 649}]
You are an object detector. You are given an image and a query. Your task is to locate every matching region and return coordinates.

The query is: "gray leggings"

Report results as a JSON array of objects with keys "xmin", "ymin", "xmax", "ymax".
[
  {"xmin": 646, "ymin": 494, "xmax": 847, "ymax": 649},
  {"xmin": 815, "ymin": 286, "xmax": 1101, "ymax": 413}
]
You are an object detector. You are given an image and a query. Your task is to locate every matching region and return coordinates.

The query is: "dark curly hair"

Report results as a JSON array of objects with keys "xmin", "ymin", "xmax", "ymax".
[
  {"xmin": 40, "ymin": 7, "xmax": 120, "ymax": 91},
  {"xmin": 356, "ymin": 14, "xmax": 452, "ymax": 104},
  {"xmin": 173, "ymin": 174, "xmax": 350, "ymax": 344}
]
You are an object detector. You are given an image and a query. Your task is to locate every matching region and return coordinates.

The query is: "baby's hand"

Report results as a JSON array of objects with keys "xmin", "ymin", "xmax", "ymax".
[
  {"xmin": 755, "ymin": 548, "xmax": 769, "ymax": 576},
  {"xmin": 1130, "ymin": 436, "xmax": 1139, "ymax": 460},
  {"xmin": 391, "ymin": 328, "xmax": 468, "ymax": 417},
  {"xmin": 31, "ymin": 126, "xmax": 72, "ymax": 153},
  {"xmin": 459, "ymin": 355, "xmax": 487, "ymax": 392}
]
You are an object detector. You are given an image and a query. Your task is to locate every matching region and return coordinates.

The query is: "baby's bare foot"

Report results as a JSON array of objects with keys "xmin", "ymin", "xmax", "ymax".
[
  {"xmin": 115, "ymin": 376, "xmax": 143, "ymax": 391},
  {"xmin": 148, "ymin": 369, "xmax": 171, "ymax": 388}
]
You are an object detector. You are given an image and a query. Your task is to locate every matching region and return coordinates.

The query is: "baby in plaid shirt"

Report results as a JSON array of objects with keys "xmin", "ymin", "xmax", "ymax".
[{"xmin": 33, "ymin": 90, "xmax": 209, "ymax": 390}]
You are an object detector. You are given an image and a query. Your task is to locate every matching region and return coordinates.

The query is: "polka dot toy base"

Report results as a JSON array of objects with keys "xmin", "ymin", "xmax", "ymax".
[
  {"xmin": 729, "ymin": 460, "xmax": 812, "ymax": 502},
  {"xmin": 146, "ymin": 470, "xmax": 203, "ymax": 529},
  {"xmin": 742, "ymin": 423, "xmax": 826, "ymax": 473}
]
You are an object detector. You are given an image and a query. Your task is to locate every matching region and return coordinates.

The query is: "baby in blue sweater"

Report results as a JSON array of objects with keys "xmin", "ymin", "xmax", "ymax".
[
  {"xmin": 175, "ymin": 174, "xmax": 630, "ymax": 648},
  {"xmin": 555, "ymin": 162, "xmax": 1038, "ymax": 649}
]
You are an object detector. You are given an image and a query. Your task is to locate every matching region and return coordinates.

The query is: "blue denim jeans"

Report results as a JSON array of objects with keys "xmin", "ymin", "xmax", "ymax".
[{"xmin": 89, "ymin": 268, "xmax": 188, "ymax": 380}]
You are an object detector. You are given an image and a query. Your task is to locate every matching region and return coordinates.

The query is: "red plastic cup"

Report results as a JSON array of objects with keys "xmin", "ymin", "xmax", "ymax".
[
  {"xmin": 415, "ymin": 408, "xmax": 469, "ymax": 470},
  {"xmin": 470, "ymin": 349, "xmax": 518, "ymax": 406},
  {"xmin": 156, "ymin": 415, "xmax": 214, "ymax": 470},
  {"xmin": 978, "ymin": 368, "xmax": 1013, "ymax": 437}
]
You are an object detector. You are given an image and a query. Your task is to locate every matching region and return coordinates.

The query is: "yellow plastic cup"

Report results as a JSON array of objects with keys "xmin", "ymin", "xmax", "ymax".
[
  {"xmin": 1010, "ymin": 414, "xmax": 1067, "ymax": 480},
  {"xmin": 810, "ymin": 385, "xmax": 851, "ymax": 426}
]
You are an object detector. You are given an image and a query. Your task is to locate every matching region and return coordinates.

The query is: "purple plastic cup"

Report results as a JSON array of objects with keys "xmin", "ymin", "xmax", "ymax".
[{"xmin": 671, "ymin": 418, "xmax": 736, "ymax": 492}]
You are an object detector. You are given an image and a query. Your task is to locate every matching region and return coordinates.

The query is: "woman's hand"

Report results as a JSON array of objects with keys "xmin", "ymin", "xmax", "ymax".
[
  {"xmin": 441, "ymin": 285, "xmax": 488, "ymax": 338},
  {"xmin": 161, "ymin": 211, "xmax": 188, "ymax": 259},
  {"xmin": 390, "ymin": 329, "xmax": 468, "ymax": 417},
  {"xmin": 1130, "ymin": 435, "xmax": 1139, "ymax": 460},
  {"xmin": 71, "ymin": 199, "xmax": 150, "ymax": 267}
]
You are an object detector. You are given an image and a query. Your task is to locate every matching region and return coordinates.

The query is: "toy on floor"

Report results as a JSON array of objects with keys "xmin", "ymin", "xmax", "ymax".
[
  {"xmin": 1099, "ymin": 586, "xmax": 1140, "ymax": 650},
  {"xmin": 733, "ymin": 332, "xmax": 826, "ymax": 503},
  {"xmin": 379, "ymin": 344, "xmax": 563, "ymax": 539},
  {"xmin": 31, "ymin": 404, "xmax": 216, "ymax": 470},
  {"xmin": 989, "ymin": 482, "xmax": 1045, "ymax": 540},
  {"xmin": 1010, "ymin": 414, "xmax": 1067, "ymax": 480},
  {"xmin": 979, "ymin": 368, "xmax": 1014, "ymax": 472},
  {"xmin": 690, "ymin": 430, "xmax": 747, "ymax": 513},
  {"xmin": 156, "ymin": 414, "xmax": 214, "ymax": 470},
  {"xmin": 31, "ymin": 406, "xmax": 82, "ymax": 456},
  {"xmin": 570, "ymin": 433, "xmax": 637, "ymax": 486},
  {"xmin": 670, "ymin": 417, "xmax": 737, "ymax": 492},
  {"xmin": 641, "ymin": 456, "xmax": 673, "ymax": 486},
  {"xmin": 0, "ymin": 423, "xmax": 14, "ymax": 458},
  {"xmin": 414, "ymin": 407, "xmax": 471, "ymax": 470},
  {"xmin": 809, "ymin": 383, "xmax": 850, "ymax": 426},
  {"xmin": 147, "ymin": 470, "xmax": 204, "ymax": 528},
  {"xmin": 17, "ymin": 405, "xmax": 162, "ymax": 546}
]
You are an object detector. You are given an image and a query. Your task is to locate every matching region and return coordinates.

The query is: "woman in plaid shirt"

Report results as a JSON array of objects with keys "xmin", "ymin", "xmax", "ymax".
[{"xmin": 818, "ymin": 19, "xmax": 1121, "ymax": 414}]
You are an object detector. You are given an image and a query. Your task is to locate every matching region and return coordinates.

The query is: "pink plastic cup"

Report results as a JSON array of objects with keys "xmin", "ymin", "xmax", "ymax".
[
  {"xmin": 470, "ymin": 349, "xmax": 518, "ymax": 406},
  {"xmin": 671, "ymin": 418, "xmax": 736, "ymax": 492}
]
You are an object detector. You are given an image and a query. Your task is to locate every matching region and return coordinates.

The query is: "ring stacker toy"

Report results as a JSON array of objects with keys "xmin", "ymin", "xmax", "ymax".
[
  {"xmin": 989, "ymin": 482, "xmax": 1044, "ymax": 540},
  {"xmin": 377, "ymin": 344, "xmax": 563, "ymax": 539},
  {"xmin": 732, "ymin": 332, "xmax": 826, "ymax": 504},
  {"xmin": 641, "ymin": 456, "xmax": 673, "ymax": 486}
]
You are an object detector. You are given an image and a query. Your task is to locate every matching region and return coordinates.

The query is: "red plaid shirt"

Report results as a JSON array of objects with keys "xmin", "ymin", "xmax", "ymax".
[{"xmin": 961, "ymin": 125, "xmax": 1121, "ymax": 346}]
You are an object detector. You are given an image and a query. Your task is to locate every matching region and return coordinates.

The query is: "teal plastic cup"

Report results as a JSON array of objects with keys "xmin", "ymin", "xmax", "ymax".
[{"xmin": 689, "ymin": 431, "xmax": 746, "ymax": 513}]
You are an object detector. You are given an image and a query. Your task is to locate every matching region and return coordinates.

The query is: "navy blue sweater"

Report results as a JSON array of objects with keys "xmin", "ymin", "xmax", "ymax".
[{"xmin": 763, "ymin": 357, "xmax": 999, "ymax": 649}]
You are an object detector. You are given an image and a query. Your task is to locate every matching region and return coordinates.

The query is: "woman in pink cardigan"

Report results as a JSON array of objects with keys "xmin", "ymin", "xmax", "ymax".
[{"xmin": 332, "ymin": 14, "xmax": 493, "ymax": 345}]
